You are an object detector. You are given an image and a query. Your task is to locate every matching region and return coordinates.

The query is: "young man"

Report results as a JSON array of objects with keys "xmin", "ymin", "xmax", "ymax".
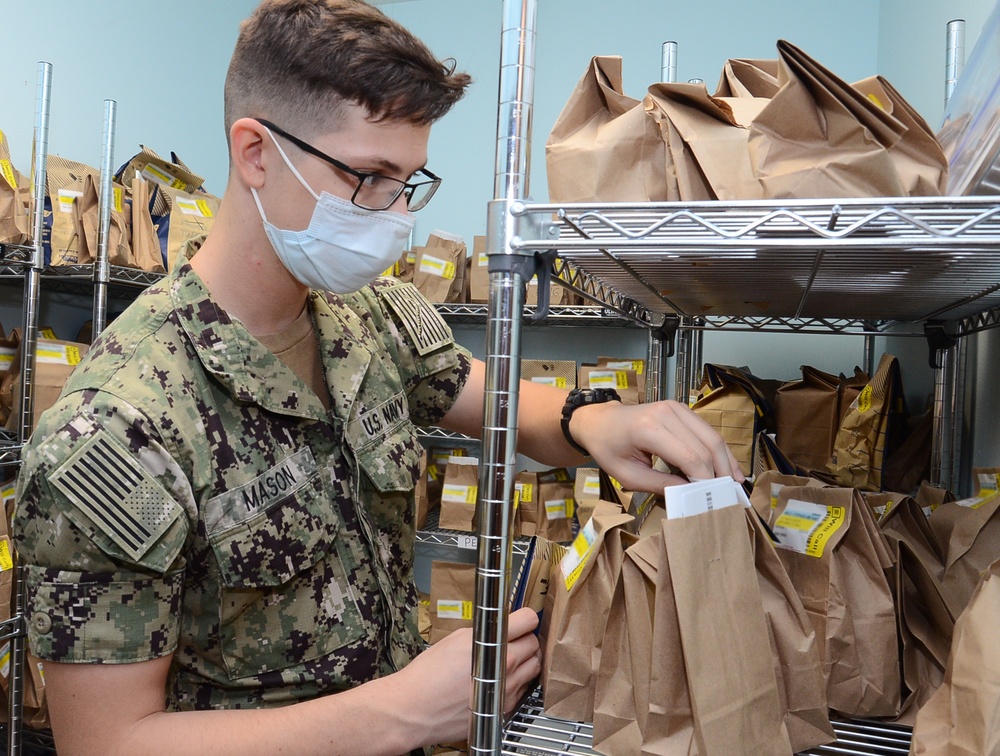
[{"xmin": 13, "ymin": 1, "xmax": 740, "ymax": 754}]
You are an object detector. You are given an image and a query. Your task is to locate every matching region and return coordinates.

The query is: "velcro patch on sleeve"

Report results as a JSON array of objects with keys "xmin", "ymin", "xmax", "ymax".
[
  {"xmin": 50, "ymin": 432, "xmax": 181, "ymax": 562},
  {"xmin": 380, "ymin": 283, "xmax": 453, "ymax": 356}
]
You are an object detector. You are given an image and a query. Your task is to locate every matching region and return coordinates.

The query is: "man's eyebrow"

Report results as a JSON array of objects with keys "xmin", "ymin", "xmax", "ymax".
[{"xmin": 363, "ymin": 156, "xmax": 427, "ymax": 176}]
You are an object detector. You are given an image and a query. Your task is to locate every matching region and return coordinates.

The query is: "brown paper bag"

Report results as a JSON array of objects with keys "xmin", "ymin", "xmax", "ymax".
[
  {"xmin": 592, "ymin": 530, "xmax": 661, "ymax": 754},
  {"xmin": 0, "ymin": 130, "xmax": 30, "ymax": 245},
  {"xmin": 749, "ymin": 469, "xmax": 824, "ymax": 526},
  {"xmin": 541, "ymin": 501, "xmax": 635, "ymax": 722},
  {"xmin": 775, "ymin": 365, "xmax": 840, "ymax": 472},
  {"xmin": 546, "ymin": 56, "xmax": 670, "ymax": 203},
  {"xmin": 4, "ymin": 337, "xmax": 89, "ymax": 432},
  {"xmin": 578, "ymin": 365, "xmax": 641, "ymax": 405},
  {"xmin": 891, "ymin": 539, "xmax": 954, "ymax": 723},
  {"xmin": 596, "ymin": 356, "xmax": 646, "ymax": 400},
  {"xmin": 534, "ymin": 468, "xmax": 575, "ymax": 544},
  {"xmin": 772, "ymin": 485, "xmax": 900, "ymax": 717},
  {"xmin": 827, "ymin": 353, "xmax": 902, "ymax": 491},
  {"xmin": 747, "ymin": 508, "xmax": 834, "ymax": 751},
  {"xmin": 129, "ymin": 178, "xmax": 167, "ymax": 273},
  {"xmin": 413, "ymin": 244, "xmax": 462, "ymax": 304},
  {"xmin": 916, "ymin": 481, "xmax": 955, "ymax": 516},
  {"xmin": 513, "ymin": 471, "xmax": 538, "ymax": 538},
  {"xmin": 910, "ymin": 558, "xmax": 1000, "ymax": 756},
  {"xmin": 425, "ymin": 231, "xmax": 467, "ymax": 303},
  {"xmin": 645, "ymin": 82, "xmax": 767, "ymax": 200},
  {"xmin": 928, "ymin": 468, "xmax": 1000, "ymax": 618},
  {"xmin": 45, "ymin": 155, "xmax": 100, "ymax": 266},
  {"xmin": 437, "ymin": 457, "xmax": 479, "ymax": 533},
  {"xmin": 691, "ymin": 364, "xmax": 769, "ymax": 476},
  {"xmin": 512, "ymin": 536, "xmax": 567, "ymax": 619},
  {"xmin": 748, "ymin": 40, "xmax": 907, "ymax": 199},
  {"xmin": 852, "ymin": 76, "xmax": 948, "ymax": 196},
  {"xmin": 468, "ymin": 235, "xmax": 488, "ymax": 303},
  {"xmin": 714, "ymin": 58, "xmax": 781, "ymax": 99},
  {"xmin": 159, "ymin": 185, "xmax": 220, "ymax": 271},
  {"xmin": 428, "ymin": 560, "xmax": 475, "ymax": 644},
  {"xmin": 662, "ymin": 497, "xmax": 792, "ymax": 754},
  {"xmin": 521, "ymin": 359, "xmax": 576, "ymax": 391},
  {"xmin": 573, "ymin": 467, "xmax": 601, "ymax": 528},
  {"xmin": 116, "ymin": 145, "xmax": 204, "ymax": 205},
  {"xmin": 76, "ymin": 174, "xmax": 131, "ymax": 268}
]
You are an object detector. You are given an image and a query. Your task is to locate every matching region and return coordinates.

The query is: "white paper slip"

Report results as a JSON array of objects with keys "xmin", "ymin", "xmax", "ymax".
[{"xmin": 664, "ymin": 476, "xmax": 749, "ymax": 519}]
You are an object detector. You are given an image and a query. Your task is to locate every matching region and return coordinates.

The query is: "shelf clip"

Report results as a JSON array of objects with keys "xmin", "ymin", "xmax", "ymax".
[
  {"xmin": 924, "ymin": 320, "xmax": 958, "ymax": 369},
  {"xmin": 487, "ymin": 199, "xmax": 561, "ymax": 321},
  {"xmin": 651, "ymin": 314, "xmax": 681, "ymax": 357}
]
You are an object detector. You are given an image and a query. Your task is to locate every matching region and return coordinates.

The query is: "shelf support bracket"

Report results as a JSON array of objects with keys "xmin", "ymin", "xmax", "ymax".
[{"xmin": 924, "ymin": 320, "xmax": 958, "ymax": 370}]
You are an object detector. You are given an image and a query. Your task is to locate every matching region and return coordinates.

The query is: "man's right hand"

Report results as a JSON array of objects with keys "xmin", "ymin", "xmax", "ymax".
[{"xmin": 392, "ymin": 606, "xmax": 542, "ymax": 747}]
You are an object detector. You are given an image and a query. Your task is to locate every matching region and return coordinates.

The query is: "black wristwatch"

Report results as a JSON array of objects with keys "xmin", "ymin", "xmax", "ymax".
[{"xmin": 560, "ymin": 388, "xmax": 622, "ymax": 456}]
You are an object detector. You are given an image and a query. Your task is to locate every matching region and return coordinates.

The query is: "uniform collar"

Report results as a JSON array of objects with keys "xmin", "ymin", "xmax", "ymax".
[{"xmin": 168, "ymin": 260, "xmax": 373, "ymax": 422}]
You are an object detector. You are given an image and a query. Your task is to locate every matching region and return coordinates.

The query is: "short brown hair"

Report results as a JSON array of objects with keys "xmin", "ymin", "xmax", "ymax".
[{"xmin": 224, "ymin": 0, "xmax": 471, "ymax": 138}]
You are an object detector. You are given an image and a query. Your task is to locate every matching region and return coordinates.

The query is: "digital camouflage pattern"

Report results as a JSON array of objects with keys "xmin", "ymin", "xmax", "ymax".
[{"xmin": 13, "ymin": 258, "xmax": 471, "ymax": 710}]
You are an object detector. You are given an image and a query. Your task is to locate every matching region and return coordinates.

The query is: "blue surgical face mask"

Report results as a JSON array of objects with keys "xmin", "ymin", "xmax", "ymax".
[{"xmin": 251, "ymin": 127, "xmax": 415, "ymax": 294}]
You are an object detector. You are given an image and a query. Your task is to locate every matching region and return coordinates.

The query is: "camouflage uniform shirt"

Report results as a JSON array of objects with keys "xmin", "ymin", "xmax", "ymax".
[{"xmin": 13, "ymin": 260, "xmax": 471, "ymax": 709}]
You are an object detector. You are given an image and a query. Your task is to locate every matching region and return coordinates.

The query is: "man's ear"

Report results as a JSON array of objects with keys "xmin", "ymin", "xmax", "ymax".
[{"xmin": 229, "ymin": 118, "xmax": 268, "ymax": 189}]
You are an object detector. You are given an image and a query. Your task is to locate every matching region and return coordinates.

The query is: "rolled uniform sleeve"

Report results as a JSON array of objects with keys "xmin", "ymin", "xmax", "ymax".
[
  {"xmin": 357, "ymin": 278, "xmax": 472, "ymax": 426},
  {"xmin": 13, "ymin": 391, "xmax": 191, "ymax": 664}
]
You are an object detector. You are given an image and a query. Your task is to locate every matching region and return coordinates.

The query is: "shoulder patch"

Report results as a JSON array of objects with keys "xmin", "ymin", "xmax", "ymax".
[
  {"xmin": 50, "ymin": 432, "xmax": 181, "ymax": 562},
  {"xmin": 380, "ymin": 283, "xmax": 452, "ymax": 356}
]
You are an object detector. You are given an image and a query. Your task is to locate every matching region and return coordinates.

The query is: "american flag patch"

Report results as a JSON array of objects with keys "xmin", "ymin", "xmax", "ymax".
[
  {"xmin": 50, "ymin": 432, "xmax": 180, "ymax": 562},
  {"xmin": 381, "ymin": 283, "xmax": 452, "ymax": 356}
]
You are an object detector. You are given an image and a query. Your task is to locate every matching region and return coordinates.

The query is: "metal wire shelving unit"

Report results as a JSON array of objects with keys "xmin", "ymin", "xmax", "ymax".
[{"xmin": 475, "ymin": 4, "xmax": 995, "ymax": 755}]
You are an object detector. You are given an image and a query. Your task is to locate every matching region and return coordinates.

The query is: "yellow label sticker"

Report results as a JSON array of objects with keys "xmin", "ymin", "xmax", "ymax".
[
  {"xmin": 587, "ymin": 370, "xmax": 617, "ymax": 390},
  {"xmin": 774, "ymin": 501, "xmax": 845, "ymax": 558},
  {"xmin": 0, "ymin": 541, "xmax": 12, "ymax": 572},
  {"xmin": 441, "ymin": 484, "xmax": 477, "ymax": 504},
  {"xmin": 555, "ymin": 469, "xmax": 571, "ymax": 482},
  {"xmin": 0, "ymin": 351, "xmax": 14, "ymax": 371},
  {"xmin": 605, "ymin": 360, "xmax": 644, "ymax": 375},
  {"xmin": 515, "ymin": 482, "xmax": 533, "ymax": 502},
  {"xmin": 40, "ymin": 328, "xmax": 57, "ymax": 339},
  {"xmin": 609, "ymin": 476, "xmax": 623, "ymax": 492},
  {"xmin": 857, "ymin": 385, "xmax": 874, "ymax": 413},
  {"xmin": 956, "ymin": 489, "xmax": 999, "ymax": 510},
  {"xmin": 0, "ymin": 642, "xmax": 9, "ymax": 679},
  {"xmin": 530, "ymin": 376, "xmax": 567, "ymax": 389},
  {"xmin": 418, "ymin": 254, "xmax": 455, "ymax": 279},
  {"xmin": 867, "ymin": 93, "xmax": 885, "ymax": 110},
  {"xmin": 141, "ymin": 163, "xmax": 187, "ymax": 191},
  {"xmin": 583, "ymin": 476, "xmax": 600, "ymax": 496},
  {"xmin": 113, "ymin": 186, "xmax": 124, "ymax": 214},
  {"xmin": 37, "ymin": 344, "xmax": 81, "ymax": 366},
  {"xmin": 57, "ymin": 189, "xmax": 82, "ymax": 213},
  {"xmin": 770, "ymin": 482, "xmax": 785, "ymax": 511},
  {"xmin": 513, "ymin": 488, "xmax": 520, "ymax": 512},
  {"xmin": 477, "ymin": 252, "xmax": 489, "ymax": 267},
  {"xmin": 382, "ymin": 265, "xmax": 395, "ymax": 277},
  {"xmin": 0, "ymin": 160, "xmax": 17, "ymax": 190},
  {"xmin": 436, "ymin": 599, "xmax": 473, "ymax": 621},
  {"xmin": 562, "ymin": 519, "xmax": 597, "ymax": 590},
  {"xmin": 545, "ymin": 498, "xmax": 573, "ymax": 520},
  {"xmin": 195, "ymin": 199, "xmax": 214, "ymax": 218}
]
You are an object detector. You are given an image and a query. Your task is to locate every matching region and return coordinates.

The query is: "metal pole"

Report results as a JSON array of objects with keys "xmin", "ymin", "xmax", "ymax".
[
  {"xmin": 674, "ymin": 321, "xmax": 692, "ymax": 404},
  {"xmin": 945, "ymin": 19, "xmax": 966, "ymax": 108},
  {"xmin": 930, "ymin": 347, "xmax": 952, "ymax": 490},
  {"xmin": 863, "ymin": 333, "xmax": 876, "ymax": 378},
  {"xmin": 949, "ymin": 338, "xmax": 967, "ymax": 493},
  {"xmin": 471, "ymin": 1, "xmax": 536, "ymax": 752},
  {"xmin": 646, "ymin": 329, "xmax": 663, "ymax": 403},
  {"xmin": 92, "ymin": 99, "xmax": 117, "ymax": 339},
  {"xmin": 661, "ymin": 41, "xmax": 677, "ymax": 83},
  {"xmin": 10, "ymin": 60, "xmax": 53, "ymax": 756}
]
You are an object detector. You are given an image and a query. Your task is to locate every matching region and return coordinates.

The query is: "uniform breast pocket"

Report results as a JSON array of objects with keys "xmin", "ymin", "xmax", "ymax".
[
  {"xmin": 208, "ymin": 472, "xmax": 366, "ymax": 681},
  {"xmin": 354, "ymin": 421, "xmax": 421, "ymax": 495}
]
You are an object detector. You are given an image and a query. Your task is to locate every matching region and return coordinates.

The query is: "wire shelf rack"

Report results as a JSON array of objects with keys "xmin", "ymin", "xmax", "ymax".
[
  {"xmin": 435, "ymin": 302, "xmax": 640, "ymax": 328},
  {"xmin": 502, "ymin": 688, "xmax": 914, "ymax": 756},
  {"xmin": 416, "ymin": 509, "xmax": 534, "ymax": 555},
  {"xmin": 506, "ymin": 197, "xmax": 1000, "ymax": 331},
  {"xmin": 0, "ymin": 430, "xmax": 21, "ymax": 468}
]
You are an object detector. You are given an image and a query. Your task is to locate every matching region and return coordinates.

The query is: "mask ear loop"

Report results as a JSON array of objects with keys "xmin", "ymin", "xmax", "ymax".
[{"xmin": 260, "ymin": 125, "xmax": 321, "ymax": 201}]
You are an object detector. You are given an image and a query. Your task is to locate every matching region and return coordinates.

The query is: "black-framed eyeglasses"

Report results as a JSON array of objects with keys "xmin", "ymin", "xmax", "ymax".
[{"xmin": 255, "ymin": 118, "xmax": 441, "ymax": 212}]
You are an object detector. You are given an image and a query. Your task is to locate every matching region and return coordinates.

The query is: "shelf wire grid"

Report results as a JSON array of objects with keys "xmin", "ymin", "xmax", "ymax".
[
  {"xmin": 502, "ymin": 688, "xmax": 914, "ymax": 756},
  {"xmin": 510, "ymin": 198, "xmax": 1000, "ymax": 329}
]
